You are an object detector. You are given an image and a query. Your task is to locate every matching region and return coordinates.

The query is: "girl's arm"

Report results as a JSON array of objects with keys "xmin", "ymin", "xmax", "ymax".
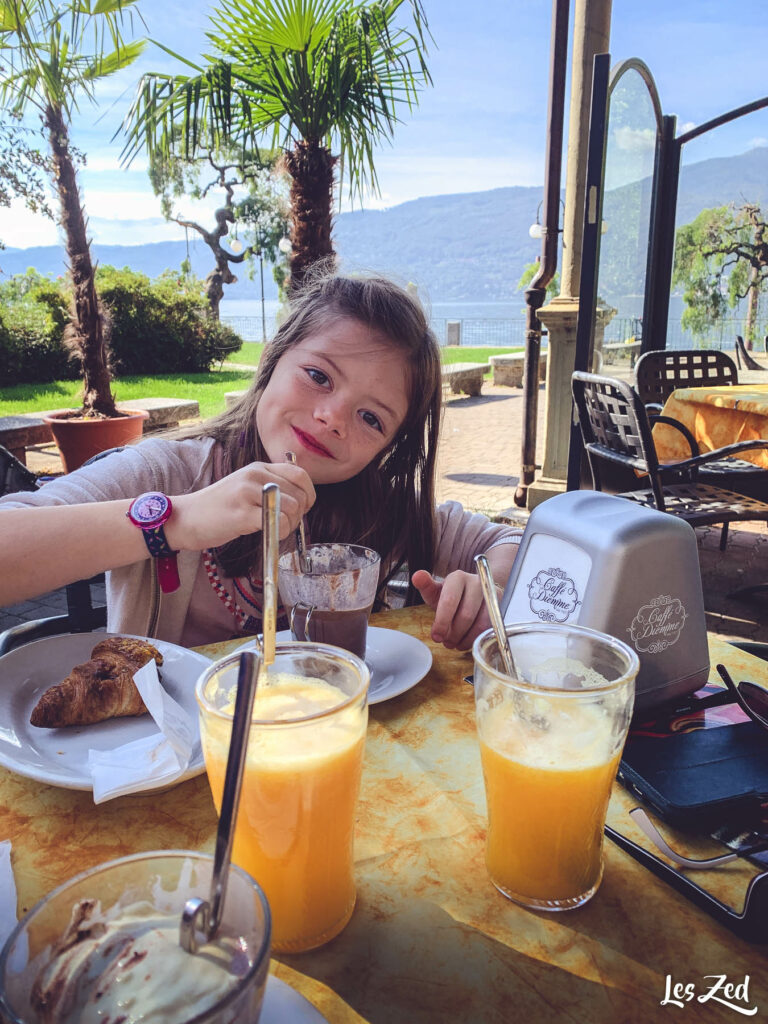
[
  {"xmin": 0, "ymin": 461, "xmax": 314, "ymax": 607},
  {"xmin": 412, "ymin": 540, "xmax": 519, "ymax": 651},
  {"xmin": 0, "ymin": 501, "xmax": 149, "ymax": 605},
  {"xmin": 411, "ymin": 500, "xmax": 523, "ymax": 651}
]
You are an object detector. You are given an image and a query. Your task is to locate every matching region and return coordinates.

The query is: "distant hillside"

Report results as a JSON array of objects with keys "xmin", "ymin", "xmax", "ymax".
[{"xmin": 3, "ymin": 147, "xmax": 767, "ymax": 303}]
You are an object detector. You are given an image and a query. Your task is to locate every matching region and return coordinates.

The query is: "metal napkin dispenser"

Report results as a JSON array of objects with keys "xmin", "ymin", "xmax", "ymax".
[{"xmin": 499, "ymin": 491, "xmax": 710, "ymax": 711}]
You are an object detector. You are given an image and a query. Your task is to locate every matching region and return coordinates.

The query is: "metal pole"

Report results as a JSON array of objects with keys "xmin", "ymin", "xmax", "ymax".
[
  {"xmin": 514, "ymin": 0, "xmax": 570, "ymax": 507},
  {"xmin": 259, "ymin": 251, "xmax": 267, "ymax": 342},
  {"xmin": 566, "ymin": 52, "xmax": 611, "ymax": 492}
]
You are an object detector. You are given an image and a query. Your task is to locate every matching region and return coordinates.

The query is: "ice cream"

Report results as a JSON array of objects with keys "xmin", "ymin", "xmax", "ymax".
[{"xmin": 30, "ymin": 897, "xmax": 253, "ymax": 1024}]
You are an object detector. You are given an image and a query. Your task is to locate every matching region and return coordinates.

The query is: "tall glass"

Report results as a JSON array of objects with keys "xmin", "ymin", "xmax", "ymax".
[
  {"xmin": 473, "ymin": 623, "xmax": 638, "ymax": 911},
  {"xmin": 278, "ymin": 543, "xmax": 380, "ymax": 660},
  {"xmin": 197, "ymin": 642, "xmax": 369, "ymax": 953}
]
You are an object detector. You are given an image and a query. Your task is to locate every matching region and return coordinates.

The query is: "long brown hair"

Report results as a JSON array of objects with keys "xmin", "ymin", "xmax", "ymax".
[{"xmin": 190, "ymin": 273, "xmax": 442, "ymax": 605}]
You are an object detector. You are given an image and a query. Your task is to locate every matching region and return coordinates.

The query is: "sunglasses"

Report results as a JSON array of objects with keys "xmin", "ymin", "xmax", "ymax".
[
  {"xmin": 715, "ymin": 664, "xmax": 768, "ymax": 732},
  {"xmin": 654, "ymin": 667, "xmax": 768, "ymax": 730}
]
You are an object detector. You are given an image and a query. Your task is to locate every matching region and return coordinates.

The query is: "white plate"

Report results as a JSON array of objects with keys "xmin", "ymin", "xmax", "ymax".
[
  {"xmin": 268, "ymin": 625, "xmax": 432, "ymax": 704},
  {"xmin": 0, "ymin": 632, "xmax": 211, "ymax": 791},
  {"xmin": 261, "ymin": 976, "xmax": 328, "ymax": 1023}
]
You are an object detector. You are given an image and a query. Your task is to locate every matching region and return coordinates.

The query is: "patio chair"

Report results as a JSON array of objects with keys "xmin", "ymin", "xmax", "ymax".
[
  {"xmin": 571, "ymin": 371, "xmax": 768, "ymax": 551},
  {"xmin": 633, "ymin": 348, "xmax": 768, "ymax": 501},
  {"xmin": 0, "ymin": 446, "xmax": 114, "ymax": 655},
  {"xmin": 634, "ymin": 348, "xmax": 739, "ymax": 415}
]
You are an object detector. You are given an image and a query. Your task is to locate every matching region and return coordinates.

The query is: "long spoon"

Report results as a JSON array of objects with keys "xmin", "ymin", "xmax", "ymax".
[
  {"xmin": 284, "ymin": 451, "xmax": 312, "ymax": 573},
  {"xmin": 474, "ymin": 554, "xmax": 516, "ymax": 677},
  {"xmin": 180, "ymin": 648, "xmax": 261, "ymax": 953},
  {"xmin": 261, "ymin": 482, "xmax": 280, "ymax": 668}
]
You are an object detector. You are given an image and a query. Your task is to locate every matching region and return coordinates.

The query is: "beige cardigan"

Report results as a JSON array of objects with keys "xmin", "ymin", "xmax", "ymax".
[{"xmin": 0, "ymin": 438, "xmax": 521, "ymax": 643}]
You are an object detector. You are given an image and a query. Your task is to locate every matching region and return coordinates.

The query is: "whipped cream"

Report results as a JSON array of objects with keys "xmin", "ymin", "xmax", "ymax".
[{"xmin": 31, "ymin": 898, "xmax": 251, "ymax": 1024}]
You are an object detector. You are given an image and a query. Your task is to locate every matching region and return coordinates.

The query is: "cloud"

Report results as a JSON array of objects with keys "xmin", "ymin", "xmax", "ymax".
[
  {"xmin": 749, "ymin": 137, "xmax": 768, "ymax": 149},
  {"xmin": 678, "ymin": 121, "xmax": 697, "ymax": 135},
  {"xmin": 82, "ymin": 155, "xmax": 149, "ymax": 174},
  {"xmin": 613, "ymin": 127, "xmax": 656, "ymax": 153}
]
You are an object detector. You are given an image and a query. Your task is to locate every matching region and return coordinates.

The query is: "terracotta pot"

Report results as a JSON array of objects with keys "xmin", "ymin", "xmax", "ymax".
[{"xmin": 42, "ymin": 408, "xmax": 149, "ymax": 473}]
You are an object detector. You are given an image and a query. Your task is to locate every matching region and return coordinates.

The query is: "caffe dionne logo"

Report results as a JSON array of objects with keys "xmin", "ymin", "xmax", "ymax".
[
  {"xmin": 629, "ymin": 595, "xmax": 687, "ymax": 653},
  {"xmin": 527, "ymin": 567, "xmax": 581, "ymax": 623}
]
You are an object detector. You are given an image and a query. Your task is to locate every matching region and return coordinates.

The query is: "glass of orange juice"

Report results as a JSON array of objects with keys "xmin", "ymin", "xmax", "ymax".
[
  {"xmin": 472, "ymin": 622, "xmax": 638, "ymax": 911},
  {"xmin": 196, "ymin": 641, "xmax": 369, "ymax": 952}
]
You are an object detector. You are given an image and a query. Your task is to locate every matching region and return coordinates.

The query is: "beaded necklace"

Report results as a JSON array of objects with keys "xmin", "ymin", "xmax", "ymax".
[{"xmin": 202, "ymin": 548, "xmax": 263, "ymax": 634}]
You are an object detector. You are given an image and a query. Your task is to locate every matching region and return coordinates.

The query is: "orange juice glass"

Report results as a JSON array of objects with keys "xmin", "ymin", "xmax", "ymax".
[
  {"xmin": 472, "ymin": 623, "xmax": 638, "ymax": 911},
  {"xmin": 196, "ymin": 641, "xmax": 369, "ymax": 952}
]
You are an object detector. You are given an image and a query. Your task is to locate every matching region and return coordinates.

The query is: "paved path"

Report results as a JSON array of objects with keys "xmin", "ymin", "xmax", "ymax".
[{"xmin": 3, "ymin": 374, "xmax": 768, "ymax": 648}]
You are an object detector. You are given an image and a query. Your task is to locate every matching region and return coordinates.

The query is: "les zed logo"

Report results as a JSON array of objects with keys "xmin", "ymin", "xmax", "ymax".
[{"xmin": 661, "ymin": 974, "xmax": 757, "ymax": 1016}]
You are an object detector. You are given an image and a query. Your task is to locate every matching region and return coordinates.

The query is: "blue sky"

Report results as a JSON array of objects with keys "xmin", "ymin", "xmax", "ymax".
[{"xmin": 3, "ymin": 0, "xmax": 768, "ymax": 249}]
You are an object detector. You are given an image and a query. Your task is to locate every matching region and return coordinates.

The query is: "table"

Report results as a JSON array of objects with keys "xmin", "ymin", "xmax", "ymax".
[
  {"xmin": 3, "ymin": 606, "xmax": 768, "ymax": 1023},
  {"xmin": 653, "ymin": 384, "xmax": 768, "ymax": 468}
]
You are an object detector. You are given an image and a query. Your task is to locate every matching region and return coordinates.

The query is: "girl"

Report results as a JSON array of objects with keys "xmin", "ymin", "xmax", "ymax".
[{"xmin": 0, "ymin": 274, "xmax": 521, "ymax": 650}]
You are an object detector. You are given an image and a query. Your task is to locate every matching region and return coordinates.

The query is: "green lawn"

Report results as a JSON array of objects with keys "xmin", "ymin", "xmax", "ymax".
[
  {"xmin": 0, "ymin": 371, "xmax": 255, "ymax": 421},
  {"xmin": 441, "ymin": 346, "xmax": 521, "ymax": 365},
  {"xmin": 1, "ymin": 346, "xmax": 523, "ymax": 419},
  {"xmin": 225, "ymin": 342, "xmax": 264, "ymax": 366}
]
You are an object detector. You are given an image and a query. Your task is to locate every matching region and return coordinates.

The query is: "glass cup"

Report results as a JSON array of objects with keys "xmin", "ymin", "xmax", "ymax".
[
  {"xmin": 472, "ymin": 622, "xmax": 639, "ymax": 911},
  {"xmin": 197, "ymin": 642, "xmax": 370, "ymax": 953},
  {"xmin": 0, "ymin": 850, "xmax": 271, "ymax": 1024},
  {"xmin": 278, "ymin": 543, "xmax": 381, "ymax": 660}
]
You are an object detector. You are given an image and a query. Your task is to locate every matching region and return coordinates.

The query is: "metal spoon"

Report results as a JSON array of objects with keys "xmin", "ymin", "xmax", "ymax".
[
  {"xmin": 474, "ymin": 554, "xmax": 516, "ymax": 677},
  {"xmin": 180, "ymin": 648, "xmax": 261, "ymax": 953},
  {"xmin": 284, "ymin": 451, "xmax": 312, "ymax": 573},
  {"xmin": 261, "ymin": 482, "xmax": 280, "ymax": 668}
]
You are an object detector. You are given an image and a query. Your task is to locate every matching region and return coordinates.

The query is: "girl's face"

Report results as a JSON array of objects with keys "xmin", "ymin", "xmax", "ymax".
[{"xmin": 256, "ymin": 317, "xmax": 411, "ymax": 484}]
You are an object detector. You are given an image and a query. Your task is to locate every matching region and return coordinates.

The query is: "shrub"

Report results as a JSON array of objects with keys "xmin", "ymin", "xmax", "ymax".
[
  {"xmin": 0, "ymin": 281, "xmax": 75, "ymax": 385},
  {"xmin": 0, "ymin": 267, "xmax": 243, "ymax": 385}
]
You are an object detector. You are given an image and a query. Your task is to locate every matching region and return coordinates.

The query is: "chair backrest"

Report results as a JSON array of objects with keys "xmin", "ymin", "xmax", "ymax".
[
  {"xmin": 0, "ymin": 444, "xmax": 38, "ymax": 496},
  {"xmin": 634, "ymin": 349, "xmax": 738, "ymax": 409},
  {"xmin": 571, "ymin": 371, "xmax": 666, "ymax": 509}
]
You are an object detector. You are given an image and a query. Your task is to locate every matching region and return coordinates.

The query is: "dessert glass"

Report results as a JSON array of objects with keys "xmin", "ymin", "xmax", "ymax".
[{"xmin": 0, "ymin": 850, "xmax": 271, "ymax": 1024}]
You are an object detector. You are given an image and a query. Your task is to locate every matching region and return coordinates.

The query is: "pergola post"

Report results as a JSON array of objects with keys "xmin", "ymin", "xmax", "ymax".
[{"xmin": 526, "ymin": 0, "xmax": 612, "ymax": 509}]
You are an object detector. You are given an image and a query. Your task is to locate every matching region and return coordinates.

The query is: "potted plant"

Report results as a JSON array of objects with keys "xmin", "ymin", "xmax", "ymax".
[{"xmin": 1, "ymin": 0, "xmax": 149, "ymax": 472}]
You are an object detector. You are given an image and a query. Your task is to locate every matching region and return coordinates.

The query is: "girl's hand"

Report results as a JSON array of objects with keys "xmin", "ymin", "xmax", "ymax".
[
  {"xmin": 167, "ymin": 461, "xmax": 315, "ymax": 552},
  {"xmin": 411, "ymin": 568, "xmax": 491, "ymax": 651}
]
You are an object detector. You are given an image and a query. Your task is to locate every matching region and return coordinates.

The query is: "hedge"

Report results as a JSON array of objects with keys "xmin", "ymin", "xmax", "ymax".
[{"xmin": 0, "ymin": 266, "xmax": 243, "ymax": 386}]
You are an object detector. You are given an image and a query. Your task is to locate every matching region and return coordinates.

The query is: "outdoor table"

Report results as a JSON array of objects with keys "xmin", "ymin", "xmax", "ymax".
[
  {"xmin": 653, "ymin": 383, "xmax": 768, "ymax": 469},
  {"xmin": 3, "ymin": 604, "xmax": 768, "ymax": 1023}
]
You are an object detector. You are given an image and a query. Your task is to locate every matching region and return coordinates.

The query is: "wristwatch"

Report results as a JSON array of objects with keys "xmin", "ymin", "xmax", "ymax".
[{"xmin": 126, "ymin": 492, "xmax": 181, "ymax": 594}]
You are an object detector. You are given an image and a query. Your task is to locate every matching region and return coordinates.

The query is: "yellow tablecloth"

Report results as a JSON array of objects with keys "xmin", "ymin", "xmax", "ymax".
[
  {"xmin": 2, "ymin": 606, "xmax": 767, "ymax": 1023},
  {"xmin": 653, "ymin": 384, "xmax": 768, "ymax": 468}
]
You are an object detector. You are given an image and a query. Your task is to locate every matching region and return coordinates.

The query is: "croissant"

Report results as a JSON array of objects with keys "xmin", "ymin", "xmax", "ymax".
[{"xmin": 30, "ymin": 637, "xmax": 164, "ymax": 729}]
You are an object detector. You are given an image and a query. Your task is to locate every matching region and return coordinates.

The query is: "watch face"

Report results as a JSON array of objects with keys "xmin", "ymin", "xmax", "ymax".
[{"xmin": 131, "ymin": 492, "xmax": 171, "ymax": 526}]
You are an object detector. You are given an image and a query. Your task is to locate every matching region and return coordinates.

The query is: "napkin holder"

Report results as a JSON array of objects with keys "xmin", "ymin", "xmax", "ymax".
[{"xmin": 499, "ymin": 491, "xmax": 710, "ymax": 711}]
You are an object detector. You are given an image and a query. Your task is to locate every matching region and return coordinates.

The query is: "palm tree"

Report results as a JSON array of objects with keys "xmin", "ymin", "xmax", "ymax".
[
  {"xmin": 123, "ymin": 0, "xmax": 431, "ymax": 293},
  {"xmin": 0, "ymin": 0, "xmax": 145, "ymax": 416}
]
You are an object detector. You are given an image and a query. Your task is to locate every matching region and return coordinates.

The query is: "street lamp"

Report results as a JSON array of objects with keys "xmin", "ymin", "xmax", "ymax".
[{"xmin": 278, "ymin": 235, "xmax": 292, "ymax": 254}]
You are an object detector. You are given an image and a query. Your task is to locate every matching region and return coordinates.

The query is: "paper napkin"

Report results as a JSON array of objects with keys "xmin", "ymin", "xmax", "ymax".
[
  {"xmin": 88, "ymin": 659, "xmax": 196, "ymax": 804},
  {"xmin": 0, "ymin": 840, "xmax": 18, "ymax": 948}
]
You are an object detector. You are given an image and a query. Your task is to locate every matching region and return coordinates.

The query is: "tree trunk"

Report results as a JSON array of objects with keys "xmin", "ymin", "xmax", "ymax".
[
  {"xmin": 284, "ymin": 141, "xmax": 337, "ymax": 294},
  {"xmin": 746, "ymin": 264, "xmax": 760, "ymax": 348},
  {"xmin": 45, "ymin": 104, "xmax": 116, "ymax": 417}
]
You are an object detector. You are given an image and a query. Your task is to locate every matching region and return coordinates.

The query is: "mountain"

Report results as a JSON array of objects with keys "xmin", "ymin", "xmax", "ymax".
[{"xmin": 2, "ymin": 147, "xmax": 767, "ymax": 302}]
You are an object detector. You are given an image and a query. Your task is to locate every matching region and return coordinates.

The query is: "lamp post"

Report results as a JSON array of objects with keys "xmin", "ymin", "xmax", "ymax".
[{"xmin": 259, "ymin": 249, "xmax": 267, "ymax": 342}]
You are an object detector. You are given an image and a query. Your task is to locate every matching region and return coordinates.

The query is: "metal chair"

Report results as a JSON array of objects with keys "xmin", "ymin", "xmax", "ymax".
[
  {"xmin": 634, "ymin": 348, "xmax": 739, "ymax": 415},
  {"xmin": 571, "ymin": 371, "xmax": 768, "ymax": 551},
  {"xmin": 633, "ymin": 348, "xmax": 768, "ymax": 501},
  {"xmin": 0, "ymin": 447, "xmax": 119, "ymax": 655}
]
